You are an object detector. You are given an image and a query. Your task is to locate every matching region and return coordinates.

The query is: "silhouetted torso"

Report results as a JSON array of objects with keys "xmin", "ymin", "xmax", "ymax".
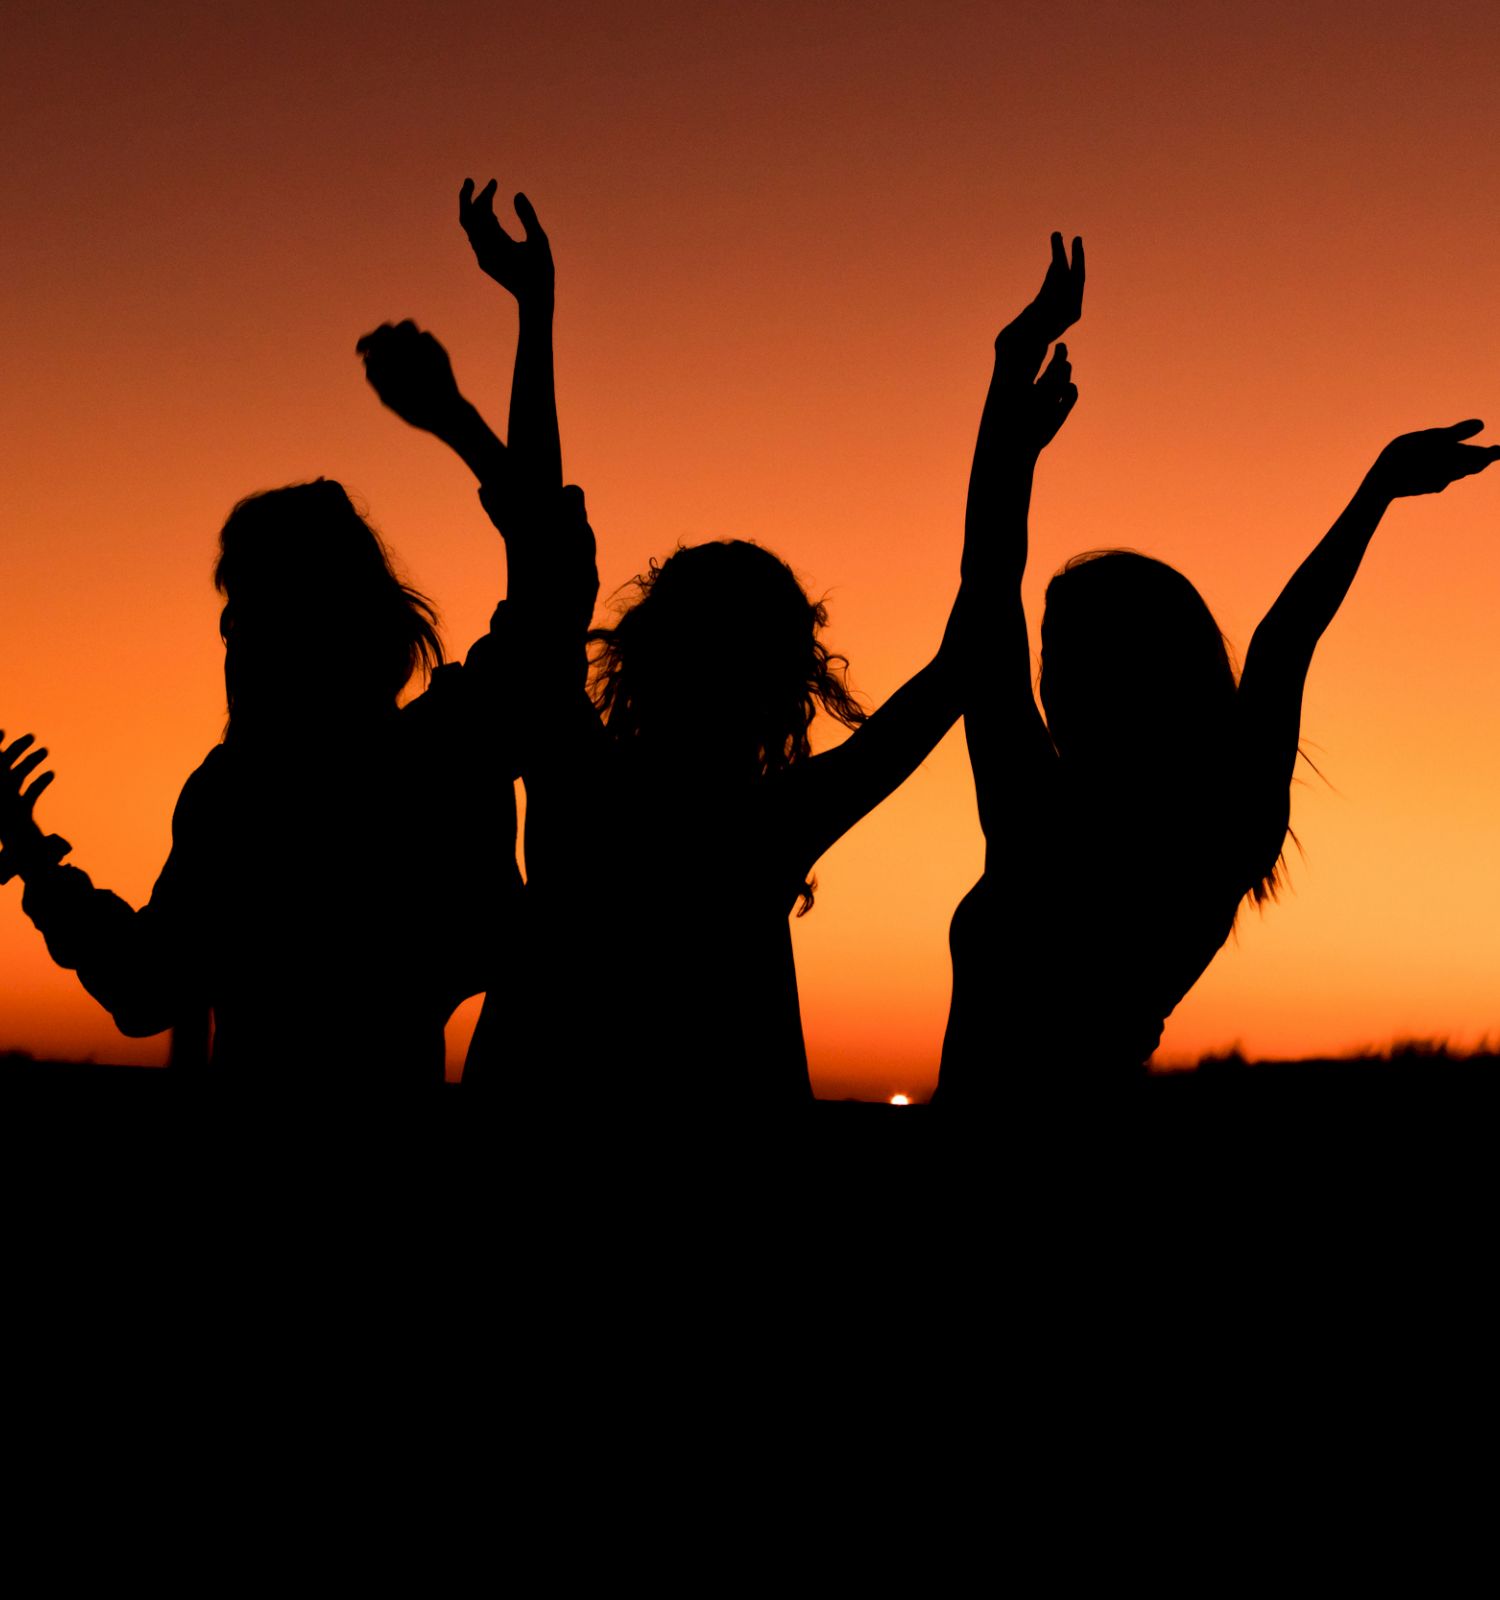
[
  {"xmin": 21, "ymin": 631, "xmax": 519, "ymax": 1083},
  {"xmin": 525, "ymin": 728, "xmax": 819, "ymax": 1109},
  {"xmin": 611, "ymin": 755, "xmax": 815, "ymax": 1104},
  {"xmin": 494, "ymin": 513, "xmax": 955, "ymax": 1112},
  {"xmin": 938, "ymin": 761, "xmax": 1272, "ymax": 1101}
]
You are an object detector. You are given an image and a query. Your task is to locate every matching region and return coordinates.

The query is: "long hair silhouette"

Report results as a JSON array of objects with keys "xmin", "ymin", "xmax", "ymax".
[
  {"xmin": 215, "ymin": 481, "xmax": 443, "ymax": 731},
  {"xmin": 418, "ymin": 178, "xmax": 979, "ymax": 1107},
  {"xmin": 589, "ymin": 539, "xmax": 865, "ymax": 912},
  {"xmin": 541, "ymin": 516, "xmax": 962, "ymax": 1104},
  {"xmin": 1040, "ymin": 552, "xmax": 1235, "ymax": 760},
  {"xmin": 936, "ymin": 233, "xmax": 1500, "ymax": 1103},
  {"xmin": 1, "ymin": 476, "xmax": 519, "ymax": 1082},
  {"xmin": 591, "ymin": 541, "xmax": 865, "ymax": 769}
]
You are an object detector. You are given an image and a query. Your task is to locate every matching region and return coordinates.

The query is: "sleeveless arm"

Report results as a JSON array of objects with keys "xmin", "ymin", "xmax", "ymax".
[
  {"xmin": 784, "ymin": 612, "xmax": 964, "ymax": 872},
  {"xmin": 1240, "ymin": 423, "xmax": 1499, "ymax": 816},
  {"xmin": 959, "ymin": 237, "xmax": 1084, "ymax": 843}
]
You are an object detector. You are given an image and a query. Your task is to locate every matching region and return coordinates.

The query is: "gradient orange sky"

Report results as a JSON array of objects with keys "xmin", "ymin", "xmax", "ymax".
[{"xmin": 4, "ymin": 1, "xmax": 1499, "ymax": 1097}]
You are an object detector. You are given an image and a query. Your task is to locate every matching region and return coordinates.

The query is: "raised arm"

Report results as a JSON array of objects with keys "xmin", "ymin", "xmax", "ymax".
[
  {"xmin": 785, "ymin": 236, "xmax": 1085, "ymax": 869},
  {"xmin": 1240, "ymin": 420, "xmax": 1500, "ymax": 795},
  {"xmin": 355, "ymin": 180, "xmax": 563, "ymax": 586},
  {"xmin": 961, "ymin": 234, "xmax": 1083, "ymax": 841},
  {"xmin": 970, "ymin": 233, "xmax": 1084, "ymax": 591},
  {"xmin": 459, "ymin": 180, "xmax": 561, "ymax": 498},
  {"xmin": 356, "ymin": 320, "xmax": 506, "ymax": 483}
]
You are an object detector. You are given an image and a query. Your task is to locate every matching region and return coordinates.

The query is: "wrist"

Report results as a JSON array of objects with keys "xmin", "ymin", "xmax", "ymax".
[
  {"xmin": 0, "ymin": 828, "xmax": 71, "ymax": 887},
  {"xmin": 1356, "ymin": 466, "xmax": 1397, "ymax": 509},
  {"xmin": 995, "ymin": 308, "xmax": 1045, "ymax": 356},
  {"xmin": 434, "ymin": 395, "xmax": 483, "ymax": 440},
  {"xmin": 431, "ymin": 397, "xmax": 495, "ymax": 463},
  {"xmin": 990, "ymin": 450, "xmax": 1040, "ymax": 484}
]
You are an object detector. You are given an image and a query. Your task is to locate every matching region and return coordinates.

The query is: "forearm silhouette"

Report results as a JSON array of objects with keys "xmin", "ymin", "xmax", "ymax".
[
  {"xmin": 961, "ymin": 232, "xmax": 1085, "ymax": 842},
  {"xmin": 459, "ymin": 179, "xmax": 561, "ymax": 500},
  {"xmin": 358, "ymin": 183, "xmax": 591, "ymax": 631},
  {"xmin": 767, "ymin": 248, "xmax": 1089, "ymax": 873},
  {"xmin": 1241, "ymin": 423, "xmax": 1500, "ymax": 801},
  {"xmin": 1, "ymin": 731, "xmax": 202, "ymax": 1038}
]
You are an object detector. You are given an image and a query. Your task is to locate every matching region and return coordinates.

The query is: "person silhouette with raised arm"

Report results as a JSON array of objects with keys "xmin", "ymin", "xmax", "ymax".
[
  {"xmin": 386, "ymin": 180, "xmax": 1011, "ymax": 1108},
  {"xmin": 936, "ymin": 234, "xmax": 1500, "ymax": 1103},
  {"xmin": 1, "ymin": 430, "xmax": 525, "ymax": 1084},
  {"xmin": 356, "ymin": 182, "xmax": 597, "ymax": 1092}
]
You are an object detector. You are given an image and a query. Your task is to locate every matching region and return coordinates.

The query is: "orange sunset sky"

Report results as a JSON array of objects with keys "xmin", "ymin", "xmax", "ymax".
[{"xmin": 3, "ymin": 1, "xmax": 1498, "ymax": 1098}]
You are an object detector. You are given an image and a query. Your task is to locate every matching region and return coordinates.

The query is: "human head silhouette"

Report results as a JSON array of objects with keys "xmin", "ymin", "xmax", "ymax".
[
  {"xmin": 1039, "ymin": 550, "xmax": 1236, "ymax": 778},
  {"xmin": 214, "ymin": 480, "xmax": 442, "ymax": 734},
  {"xmin": 589, "ymin": 539, "xmax": 864, "ymax": 778}
]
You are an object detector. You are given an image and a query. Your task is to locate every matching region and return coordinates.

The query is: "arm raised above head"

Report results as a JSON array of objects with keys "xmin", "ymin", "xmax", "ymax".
[
  {"xmin": 459, "ymin": 179, "xmax": 561, "ymax": 500},
  {"xmin": 959, "ymin": 233, "xmax": 1084, "ymax": 841},
  {"xmin": 1240, "ymin": 419, "xmax": 1500, "ymax": 794},
  {"xmin": 785, "ymin": 235, "xmax": 1086, "ymax": 867},
  {"xmin": 968, "ymin": 232, "xmax": 1083, "ymax": 587},
  {"xmin": 354, "ymin": 179, "xmax": 566, "ymax": 571},
  {"xmin": 785, "ymin": 604, "xmax": 962, "ymax": 874}
]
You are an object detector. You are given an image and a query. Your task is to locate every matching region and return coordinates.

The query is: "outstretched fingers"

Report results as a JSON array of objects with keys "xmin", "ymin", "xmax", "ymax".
[
  {"xmin": 513, "ymin": 191, "xmax": 547, "ymax": 243},
  {"xmin": 1039, "ymin": 342, "xmax": 1077, "ymax": 409},
  {"xmin": 1032, "ymin": 343, "xmax": 1079, "ymax": 446},
  {"xmin": 2, "ymin": 732, "xmax": 37, "ymax": 769},
  {"xmin": 1038, "ymin": 341, "xmax": 1072, "ymax": 390},
  {"xmin": 460, "ymin": 177, "xmax": 508, "ymax": 245},
  {"xmin": 19, "ymin": 770, "xmax": 54, "ymax": 811},
  {"xmin": 1058, "ymin": 234, "xmax": 1084, "ymax": 322},
  {"xmin": 10, "ymin": 746, "xmax": 49, "ymax": 787},
  {"xmin": 1442, "ymin": 420, "xmax": 1499, "ymax": 480},
  {"xmin": 460, "ymin": 175, "xmax": 498, "ymax": 218},
  {"xmin": 1457, "ymin": 443, "xmax": 1500, "ymax": 480},
  {"xmin": 1025, "ymin": 230, "xmax": 1086, "ymax": 340},
  {"xmin": 1, "ymin": 733, "xmax": 55, "ymax": 823},
  {"xmin": 1376, "ymin": 419, "xmax": 1500, "ymax": 496}
]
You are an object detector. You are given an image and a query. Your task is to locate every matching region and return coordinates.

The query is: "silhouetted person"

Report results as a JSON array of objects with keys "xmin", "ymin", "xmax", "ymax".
[
  {"xmin": 389, "ymin": 180, "xmax": 994, "ymax": 1108},
  {"xmin": 936, "ymin": 233, "xmax": 1500, "ymax": 1103},
  {"xmin": 355, "ymin": 180, "xmax": 598, "ymax": 1091},
  {"xmin": 0, "ymin": 479, "xmax": 520, "ymax": 1082}
]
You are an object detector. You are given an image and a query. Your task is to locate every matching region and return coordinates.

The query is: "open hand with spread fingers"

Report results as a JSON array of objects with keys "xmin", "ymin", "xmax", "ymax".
[
  {"xmin": 0, "ymin": 731, "xmax": 69, "ymax": 885},
  {"xmin": 1369, "ymin": 420, "xmax": 1500, "ymax": 500},
  {"xmin": 459, "ymin": 179, "xmax": 554, "ymax": 308}
]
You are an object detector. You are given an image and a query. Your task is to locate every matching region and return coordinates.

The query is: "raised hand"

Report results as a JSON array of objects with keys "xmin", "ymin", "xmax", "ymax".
[
  {"xmin": 1025, "ymin": 341, "xmax": 1079, "ymax": 451},
  {"xmin": 1369, "ymin": 420, "xmax": 1500, "ymax": 499},
  {"xmin": 0, "ymin": 732, "xmax": 68, "ymax": 885},
  {"xmin": 459, "ymin": 180, "xmax": 554, "ymax": 308},
  {"xmin": 355, "ymin": 321, "xmax": 467, "ymax": 435},
  {"xmin": 998, "ymin": 231, "xmax": 1085, "ymax": 360}
]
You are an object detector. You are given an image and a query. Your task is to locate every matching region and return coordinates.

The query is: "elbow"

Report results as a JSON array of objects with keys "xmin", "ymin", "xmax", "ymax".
[
  {"xmin": 111, "ymin": 1008, "xmax": 174, "ymax": 1040},
  {"xmin": 78, "ymin": 977, "xmax": 176, "ymax": 1039}
]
